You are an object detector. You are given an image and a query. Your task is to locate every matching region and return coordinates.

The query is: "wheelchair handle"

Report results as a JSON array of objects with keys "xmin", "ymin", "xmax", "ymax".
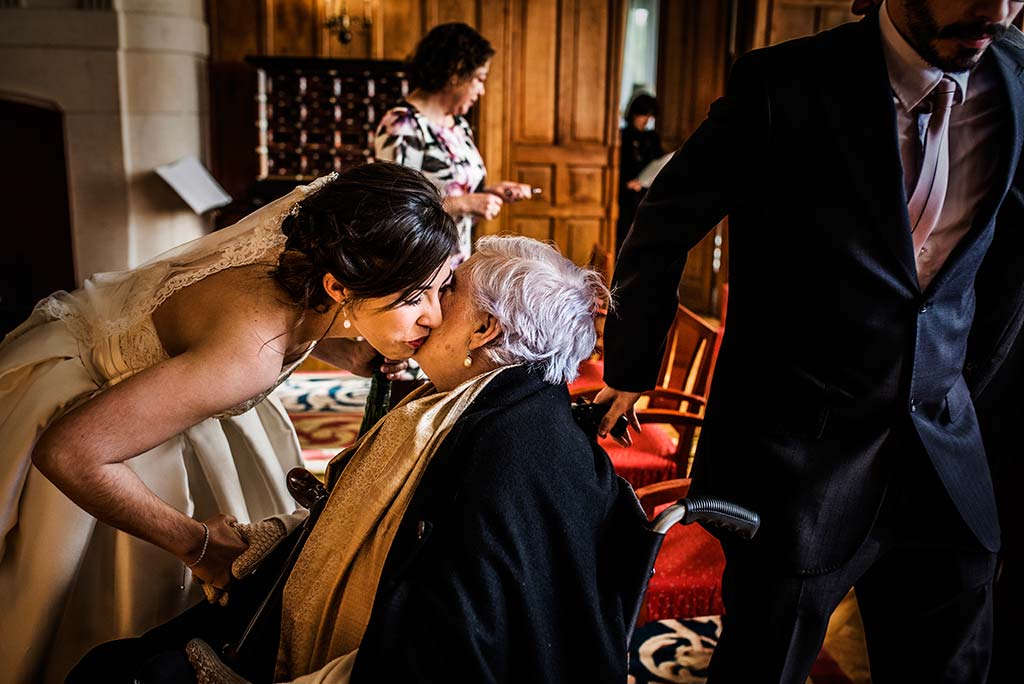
[
  {"xmin": 287, "ymin": 467, "xmax": 328, "ymax": 510},
  {"xmin": 651, "ymin": 496, "xmax": 760, "ymax": 539}
]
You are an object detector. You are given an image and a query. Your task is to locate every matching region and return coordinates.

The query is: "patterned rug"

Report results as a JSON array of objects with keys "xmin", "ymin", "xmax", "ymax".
[
  {"xmin": 272, "ymin": 370, "xmax": 372, "ymax": 413},
  {"xmin": 629, "ymin": 618, "xmax": 853, "ymax": 684},
  {"xmin": 272, "ymin": 371, "xmax": 371, "ymax": 475}
]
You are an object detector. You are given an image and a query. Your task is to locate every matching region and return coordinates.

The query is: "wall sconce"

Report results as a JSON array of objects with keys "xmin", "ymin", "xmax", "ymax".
[{"xmin": 324, "ymin": 1, "xmax": 373, "ymax": 45}]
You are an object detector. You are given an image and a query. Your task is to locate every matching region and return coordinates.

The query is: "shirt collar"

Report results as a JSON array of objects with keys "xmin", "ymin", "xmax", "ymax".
[{"xmin": 879, "ymin": 0, "xmax": 969, "ymax": 111}]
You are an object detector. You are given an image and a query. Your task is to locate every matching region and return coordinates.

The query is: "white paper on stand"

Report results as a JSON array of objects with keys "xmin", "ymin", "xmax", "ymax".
[
  {"xmin": 155, "ymin": 156, "xmax": 233, "ymax": 214},
  {"xmin": 636, "ymin": 152, "xmax": 674, "ymax": 189}
]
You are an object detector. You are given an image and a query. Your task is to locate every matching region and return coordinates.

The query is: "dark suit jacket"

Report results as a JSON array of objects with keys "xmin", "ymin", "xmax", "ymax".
[
  {"xmin": 604, "ymin": 14, "xmax": 1024, "ymax": 574},
  {"xmin": 351, "ymin": 365, "xmax": 654, "ymax": 683}
]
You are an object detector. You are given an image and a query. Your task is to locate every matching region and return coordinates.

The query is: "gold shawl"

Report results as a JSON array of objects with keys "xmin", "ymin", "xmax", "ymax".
[{"xmin": 276, "ymin": 366, "xmax": 510, "ymax": 681}]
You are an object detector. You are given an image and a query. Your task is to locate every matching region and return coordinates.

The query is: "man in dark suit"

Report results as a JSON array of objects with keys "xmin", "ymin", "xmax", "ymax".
[{"xmin": 596, "ymin": 1, "xmax": 1024, "ymax": 682}]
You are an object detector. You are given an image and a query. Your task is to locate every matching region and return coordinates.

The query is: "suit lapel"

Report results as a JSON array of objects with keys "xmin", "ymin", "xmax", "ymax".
[
  {"xmin": 975, "ymin": 38, "xmax": 1024, "ymax": 232},
  {"xmin": 816, "ymin": 13, "xmax": 920, "ymax": 290}
]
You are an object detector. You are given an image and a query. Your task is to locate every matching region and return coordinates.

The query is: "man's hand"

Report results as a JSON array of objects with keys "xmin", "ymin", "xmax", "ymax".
[{"xmin": 594, "ymin": 386, "xmax": 643, "ymax": 447}]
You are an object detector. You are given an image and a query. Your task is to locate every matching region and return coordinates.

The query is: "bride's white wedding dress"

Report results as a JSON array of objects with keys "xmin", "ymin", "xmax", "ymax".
[{"xmin": 0, "ymin": 181, "xmax": 327, "ymax": 683}]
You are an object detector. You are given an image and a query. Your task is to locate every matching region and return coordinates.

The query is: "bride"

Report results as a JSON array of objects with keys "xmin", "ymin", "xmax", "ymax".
[
  {"xmin": 72, "ymin": 235, "xmax": 635, "ymax": 684},
  {"xmin": 0, "ymin": 162, "xmax": 458, "ymax": 683}
]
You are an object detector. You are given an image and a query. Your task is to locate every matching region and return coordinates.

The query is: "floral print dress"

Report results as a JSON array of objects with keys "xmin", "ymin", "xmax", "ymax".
[{"xmin": 374, "ymin": 104, "xmax": 487, "ymax": 257}]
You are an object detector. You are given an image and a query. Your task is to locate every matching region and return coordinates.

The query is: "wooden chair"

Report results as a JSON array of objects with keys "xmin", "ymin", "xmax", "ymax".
[
  {"xmin": 571, "ymin": 243, "xmax": 614, "ymax": 389},
  {"xmin": 633, "ymin": 478, "xmax": 726, "ymax": 625},
  {"xmin": 571, "ymin": 295, "xmax": 726, "ymax": 484}
]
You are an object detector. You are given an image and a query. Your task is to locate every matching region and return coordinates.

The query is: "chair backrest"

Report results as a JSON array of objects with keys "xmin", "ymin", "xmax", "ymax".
[{"xmin": 652, "ymin": 304, "xmax": 724, "ymax": 410}]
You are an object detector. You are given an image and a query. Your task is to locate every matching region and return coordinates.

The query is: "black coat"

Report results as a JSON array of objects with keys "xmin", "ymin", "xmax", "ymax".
[
  {"xmin": 617, "ymin": 127, "xmax": 663, "ymax": 249},
  {"xmin": 352, "ymin": 365, "xmax": 653, "ymax": 683},
  {"xmin": 605, "ymin": 14, "xmax": 1024, "ymax": 574}
]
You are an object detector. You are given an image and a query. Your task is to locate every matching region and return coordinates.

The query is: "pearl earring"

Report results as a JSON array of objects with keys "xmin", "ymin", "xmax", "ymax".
[
  {"xmin": 463, "ymin": 348, "xmax": 472, "ymax": 368},
  {"xmin": 343, "ymin": 318, "xmax": 351, "ymax": 329}
]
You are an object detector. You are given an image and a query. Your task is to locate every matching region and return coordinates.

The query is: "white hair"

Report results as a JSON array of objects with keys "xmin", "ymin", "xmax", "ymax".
[{"xmin": 462, "ymin": 235, "xmax": 610, "ymax": 385}]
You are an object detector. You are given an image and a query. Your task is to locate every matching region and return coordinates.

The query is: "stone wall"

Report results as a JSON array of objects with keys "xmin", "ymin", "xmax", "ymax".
[{"xmin": 0, "ymin": 0, "xmax": 211, "ymax": 281}]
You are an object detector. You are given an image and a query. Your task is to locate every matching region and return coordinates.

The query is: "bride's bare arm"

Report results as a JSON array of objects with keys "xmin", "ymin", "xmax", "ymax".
[{"xmin": 30, "ymin": 334, "xmax": 284, "ymax": 587}]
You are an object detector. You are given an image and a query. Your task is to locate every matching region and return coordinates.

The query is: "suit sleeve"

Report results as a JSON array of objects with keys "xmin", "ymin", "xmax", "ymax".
[{"xmin": 604, "ymin": 54, "xmax": 772, "ymax": 391}]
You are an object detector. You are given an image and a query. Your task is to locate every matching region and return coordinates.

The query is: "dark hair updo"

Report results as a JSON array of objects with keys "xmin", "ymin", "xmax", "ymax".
[
  {"xmin": 411, "ymin": 22, "xmax": 495, "ymax": 93},
  {"xmin": 272, "ymin": 162, "xmax": 458, "ymax": 312}
]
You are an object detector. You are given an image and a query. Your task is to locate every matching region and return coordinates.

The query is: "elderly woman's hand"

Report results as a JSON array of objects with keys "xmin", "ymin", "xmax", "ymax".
[
  {"xmin": 313, "ymin": 338, "xmax": 411, "ymax": 378},
  {"xmin": 447, "ymin": 193, "xmax": 503, "ymax": 220}
]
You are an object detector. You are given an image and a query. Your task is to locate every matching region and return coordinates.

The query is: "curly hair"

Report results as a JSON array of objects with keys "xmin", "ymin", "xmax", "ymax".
[
  {"xmin": 411, "ymin": 23, "xmax": 495, "ymax": 93},
  {"xmin": 271, "ymin": 162, "xmax": 458, "ymax": 313}
]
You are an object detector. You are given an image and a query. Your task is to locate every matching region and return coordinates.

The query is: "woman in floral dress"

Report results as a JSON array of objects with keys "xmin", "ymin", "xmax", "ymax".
[{"xmin": 374, "ymin": 22, "xmax": 534, "ymax": 259}]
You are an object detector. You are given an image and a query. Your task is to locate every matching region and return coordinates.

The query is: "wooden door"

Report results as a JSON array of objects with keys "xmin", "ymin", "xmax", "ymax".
[
  {"xmin": 485, "ymin": 0, "xmax": 626, "ymax": 266},
  {"xmin": 655, "ymin": 0, "xmax": 733, "ymax": 316}
]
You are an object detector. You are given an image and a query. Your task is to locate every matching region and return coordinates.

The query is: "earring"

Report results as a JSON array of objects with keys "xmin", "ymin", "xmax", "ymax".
[
  {"xmin": 463, "ymin": 348, "xmax": 472, "ymax": 368},
  {"xmin": 343, "ymin": 318, "xmax": 351, "ymax": 329}
]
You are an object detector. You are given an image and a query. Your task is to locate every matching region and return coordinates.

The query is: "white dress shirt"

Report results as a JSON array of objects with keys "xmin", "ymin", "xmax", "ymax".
[{"xmin": 878, "ymin": 0, "xmax": 1008, "ymax": 289}]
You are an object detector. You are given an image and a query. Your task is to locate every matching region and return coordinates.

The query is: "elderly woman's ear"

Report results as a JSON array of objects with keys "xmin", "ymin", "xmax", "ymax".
[{"xmin": 468, "ymin": 314, "xmax": 501, "ymax": 351}]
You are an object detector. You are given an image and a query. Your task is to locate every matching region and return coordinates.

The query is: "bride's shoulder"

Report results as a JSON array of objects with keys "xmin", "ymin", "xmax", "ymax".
[{"xmin": 152, "ymin": 264, "xmax": 297, "ymax": 359}]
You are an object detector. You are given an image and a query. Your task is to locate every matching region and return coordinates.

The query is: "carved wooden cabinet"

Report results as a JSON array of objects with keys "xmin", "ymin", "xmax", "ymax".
[{"xmin": 245, "ymin": 56, "xmax": 410, "ymax": 203}]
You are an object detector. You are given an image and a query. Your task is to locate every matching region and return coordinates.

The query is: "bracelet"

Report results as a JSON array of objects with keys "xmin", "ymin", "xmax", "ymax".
[{"xmin": 187, "ymin": 522, "xmax": 210, "ymax": 568}]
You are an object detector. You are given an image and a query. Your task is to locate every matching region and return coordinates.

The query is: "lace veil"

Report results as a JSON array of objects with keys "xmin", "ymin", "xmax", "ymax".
[{"xmin": 4, "ymin": 175, "xmax": 338, "ymax": 350}]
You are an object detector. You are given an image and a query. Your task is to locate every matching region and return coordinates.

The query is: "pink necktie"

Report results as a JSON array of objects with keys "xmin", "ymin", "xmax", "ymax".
[{"xmin": 908, "ymin": 77, "xmax": 957, "ymax": 261}]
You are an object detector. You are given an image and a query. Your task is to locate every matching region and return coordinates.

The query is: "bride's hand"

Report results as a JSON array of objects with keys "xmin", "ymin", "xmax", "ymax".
[{"xmin": 187, "ymin": 514, "xmax": 248, "ymax": 589}]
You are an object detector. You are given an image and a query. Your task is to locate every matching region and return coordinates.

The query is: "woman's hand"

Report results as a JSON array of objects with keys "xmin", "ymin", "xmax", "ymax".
[
  {"xmin": 485, "ymin": 181, "xmax": 534, "ymax": 202},
  {"xmin": 186, "ymin": 514, "xmax": 248, "ymax": 589},
  {"xmin": 626, "ymin": 179, "xmax": 644, "ymax": 192},
  {"xmin": 312, "ymin": 337, "xmax": 410, "ymax": 378},
  {"xmin": 446, "ymin": 193, "xmax": 503, "ymax": 220}
]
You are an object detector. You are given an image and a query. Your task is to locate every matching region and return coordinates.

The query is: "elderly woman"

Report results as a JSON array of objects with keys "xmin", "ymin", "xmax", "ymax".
[
  {"xmin": 74, "ymin": 236, "xmax": 644, "ymax": 684},
  {"xmin": 374, "ymin": 23, "xmax": 534, "ymax": 258}
]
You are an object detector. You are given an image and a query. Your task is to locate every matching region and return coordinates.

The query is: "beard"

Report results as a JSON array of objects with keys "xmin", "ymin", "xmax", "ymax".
[{"xmin": 902, "ymin": 0, "xmax": 1007, "ymax": 72}]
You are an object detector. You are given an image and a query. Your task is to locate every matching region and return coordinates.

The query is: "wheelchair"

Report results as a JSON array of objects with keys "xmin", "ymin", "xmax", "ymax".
[{"xmin": 68, "ymin": 399, "xmax": 759, "ymax": 684}]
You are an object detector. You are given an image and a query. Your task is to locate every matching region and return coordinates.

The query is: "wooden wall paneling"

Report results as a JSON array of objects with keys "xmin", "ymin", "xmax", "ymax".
[
  {"xmin": 319, "ymin": 0, "xmax": 377, "ymax": 58},
  {"xmin": 478, "ymin": 0, "xmax": 511, "ymax": 237},
  {"xmin": 209, "ymin": 0, "xmax": 265, "ymax": 225},
  {"xmin": 656, "ymin": 0, "xmax": 694, "ymax": 152},
  {"xmin": 515, "ymin": 0, "xmax": 559, "ymax": 144},
  {"xmin": 568, "ymin": 165, "xmax": 604, "ymax": 205},
  {"xmin": 268, "ymin": 0, "xmax": 319, "ymax": 56},
  {"xmin": 380, "ymin": 0, "xmax": 425, "ymax": 60},
  {"xmin": 604, "ymin": 0, "xmax": 628, "ymax": 253},
  {"xmin": 503, "ymin": 0, "xmax": 623, "ymax": 263},
  {"xmin": 767, "ymin": 0, "xmax": 856, "ymax": 45},
  {"xmin": 426, "ymin": 0, "xmax": 480, "ymax": 26},
  {"xmin": 569, "ymin": 0, "xmax": 609, "ymax": 144},
  {"xmin": 512, "ymin": 217, "xmax": 555, "ymax": 243},
  {"xmin": 514, "ymin": 164, "xmax": 554, "ymax": 204},
  {"xmin": 654, "ymin": 0, "xmax": 732, "ymax": 314},
  {"xmin": 565, "ymin": 218, "xmax": 604, "ymax": 265}
]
